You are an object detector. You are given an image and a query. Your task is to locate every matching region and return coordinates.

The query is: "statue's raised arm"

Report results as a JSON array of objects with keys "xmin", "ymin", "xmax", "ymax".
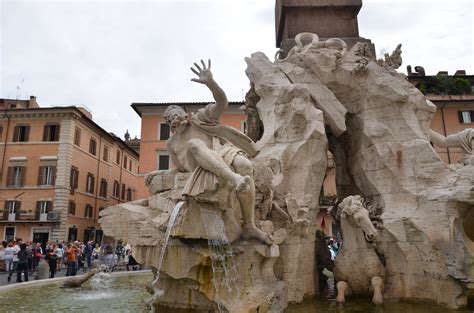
[{"xmin": 190, "ymin": 59, "xmax": 228, "ymax": 120}]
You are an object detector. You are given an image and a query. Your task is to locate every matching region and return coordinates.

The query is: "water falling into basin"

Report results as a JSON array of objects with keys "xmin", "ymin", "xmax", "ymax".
[
  {"xmin": 199, "ymin": 206, "xmax": 240, "ymax": 311},
  {"xmin": 149, "ymin": 201, "xmax": 185, "ymax": 307}
]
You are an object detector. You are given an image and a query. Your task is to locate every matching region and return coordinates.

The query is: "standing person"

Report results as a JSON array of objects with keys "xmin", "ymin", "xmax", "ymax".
[
  {"xmin": 44, "ymin": 245, "xmax": 59, "ymax": 278},
  {"xmin": 84, "ymin": 241, "xmax": 93, "ymax": 270},
  {"xmin": 92, "ymin": 243, "xmax": 101, "ymax": 260},
  {"xmin": 16, "ymin": 243, "xmax": 29, "ymax": 282},
  {"xmin": 65, "ymin": 242, "xmax": 80, "ymax": 276},
  {"xmin": 115, "ymin": 241, "xmax": 123, "ymax": 265},
  {"xmin": 4, "ymin": 243, "xmax": 15, "ymax": 281},
  {"xmin": 33, "ymin": 242, "xmax": 43, "ymax": 270},
  {"xmin": 7, "ymin": 240, "xmax": 20, "ymax": 283},
  {"xmin": 55, "ymin": 243, "xmax": 64, "ymax": 272},
  {"xmin": 26, "ymin": 242, "xmax": 34, "ymax": 272}
]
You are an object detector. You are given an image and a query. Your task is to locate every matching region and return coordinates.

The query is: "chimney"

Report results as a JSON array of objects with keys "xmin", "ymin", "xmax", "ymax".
[
  {"xmin": 454, "ymin": 70, "xmax": 466, "ymax": 76},
  {"xmin": 28, "ymin": 95, "xmax": 39, "ymax": 108}
]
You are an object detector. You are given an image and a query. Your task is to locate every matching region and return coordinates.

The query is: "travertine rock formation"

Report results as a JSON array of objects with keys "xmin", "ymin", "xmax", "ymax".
[{"xmin": 265, "ymin": 34, "xmax": 474, "ymax": 308}]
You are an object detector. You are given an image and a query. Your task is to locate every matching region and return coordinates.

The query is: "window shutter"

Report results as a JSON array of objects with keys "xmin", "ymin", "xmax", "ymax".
[
  {"xmin": 52, "ymin": 166, "xmax": 57, "ymax": 185},
  {"xmin": 54, "ymin": 125, "xmax": 60, "ymax": 141},
  {"xmin": 47, "ymin": 201, "xmax": 53, "ymax": 212},
  {"xmin": 15, "ymin": 201, "xmax": 21, "ymax": 219},
  {"xmin": 24, "ymin": 126, "xmax": 30, "ymax": 141},
  {"xmin": 3, "ymin": 202, "xmax": 8, "ymax": 219},
  {"xmin": 74, "ymin": 170, "xmax": 79, "ymax": 189},
  {"xmin": 35, "ymin": 201, "xmax": 41, "ymax": 219},
  {"xmin": 38, "ymin": 166, "xmax": 44, "ymax": 185},
  {"xmin": 20, "ymin": 167, "xmax": 26, "ymax": 186},
  {"xmin": 12, "ymin": 127, "xmax": 19, "ymax": 142},
  {"xmin": 6, "ymin": 167, "xmax": 12, "ymax": 186},
  {"xmin": 458, "ymin": 111, "xmax": 464, "ymax": 123},
  {"xmin": 43, "ymin": 125, "xmax": 49, "ymax": 141}
]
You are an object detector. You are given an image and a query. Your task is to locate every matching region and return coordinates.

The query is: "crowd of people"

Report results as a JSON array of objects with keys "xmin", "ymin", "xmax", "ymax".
[{"xmin": 0, "ymin": 238, "xmax": 140, "ymax": 284}]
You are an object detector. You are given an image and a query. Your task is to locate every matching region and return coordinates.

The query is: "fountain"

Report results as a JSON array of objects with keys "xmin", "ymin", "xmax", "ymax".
[
  {"xmin": 0, "ymin": 26, "xmax": 472, "ymax": 313},
  {"xmin": 97, "ymin": 31, "xmax": 474, "ymax": 312}
]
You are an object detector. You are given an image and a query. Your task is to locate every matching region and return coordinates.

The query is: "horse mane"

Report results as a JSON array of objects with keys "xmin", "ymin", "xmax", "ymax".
[{"xmin": 337, "ymin": 195, "xmax": 365, "ymax": 218}]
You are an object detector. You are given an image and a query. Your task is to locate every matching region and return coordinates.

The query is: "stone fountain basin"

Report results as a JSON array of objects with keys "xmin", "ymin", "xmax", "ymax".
[{"xmin": 0, "ymin": 271, "xmax": 153, "ymax": 312}]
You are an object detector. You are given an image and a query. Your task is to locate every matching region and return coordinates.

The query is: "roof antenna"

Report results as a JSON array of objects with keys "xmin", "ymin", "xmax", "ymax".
[{"xmin": 15, "ymin": 78, "xmax": 25, "ymax": 99}]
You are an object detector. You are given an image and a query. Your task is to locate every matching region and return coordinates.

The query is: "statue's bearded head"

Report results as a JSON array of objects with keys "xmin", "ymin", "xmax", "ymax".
[{"xmin": 163, "ymin": 105, "xmax": 188, "ymax": 134}]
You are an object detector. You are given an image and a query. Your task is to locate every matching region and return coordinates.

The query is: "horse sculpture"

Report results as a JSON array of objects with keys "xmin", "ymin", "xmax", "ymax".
[{"xmin": 334, "ymin": 195, "xmax": 385, "ymax": 305}]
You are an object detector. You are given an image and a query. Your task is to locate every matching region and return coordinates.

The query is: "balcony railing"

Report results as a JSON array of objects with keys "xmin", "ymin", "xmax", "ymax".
[{"xmin": 0, "ymin": 211, "xmax": 60, "ymax": 222}]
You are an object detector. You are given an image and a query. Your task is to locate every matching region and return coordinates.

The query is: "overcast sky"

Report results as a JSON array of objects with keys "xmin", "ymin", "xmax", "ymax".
[{"xmin": 1, "ymin": 0, "xmax": 473, "ymax": 139}]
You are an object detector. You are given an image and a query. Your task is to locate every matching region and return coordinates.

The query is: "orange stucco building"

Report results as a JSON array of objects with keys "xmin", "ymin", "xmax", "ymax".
[{"xmin": 0, "ymin": 97, "xmax": 139, "ymax": 244}]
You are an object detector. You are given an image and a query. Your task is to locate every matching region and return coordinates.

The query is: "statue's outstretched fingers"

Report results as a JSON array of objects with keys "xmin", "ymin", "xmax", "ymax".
[
  {"xmin": 200, "ymin": 59, "xmax": 206, "ymax": 69},
  {"xmin": 208, "ymin": 59, "xmax": 211, "ymax": 69},
  {"xmin": 193, "ymin": 62, "xmax": 202, "ymax": 71},
  {"xmin": 191, "ymin": 67, "xmax": 199, "ymax": 76}
]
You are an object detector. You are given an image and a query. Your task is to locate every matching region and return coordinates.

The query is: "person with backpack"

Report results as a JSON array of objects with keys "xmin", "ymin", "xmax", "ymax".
[
  {"xmin": 16, "ymin": 243, "xmax": 29, "ymax": 282},
  {"xmin": 45, "ymin": 245, "xmax": 59, "ymax": 278}
]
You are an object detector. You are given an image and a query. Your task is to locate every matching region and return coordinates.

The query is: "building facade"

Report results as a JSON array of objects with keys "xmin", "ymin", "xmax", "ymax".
[{"xmin": 0, "ymin": 98, "xmax": 139, "ymax": 244}]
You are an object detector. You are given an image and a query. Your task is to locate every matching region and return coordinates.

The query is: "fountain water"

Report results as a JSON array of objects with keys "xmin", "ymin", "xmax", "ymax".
[
  {"xmin": 199, "ymin": 206, "xmax": 241, "ymax": 311},
  {"xmin": 149, "ymin": 201, "xmax": 185, "ymax": 305}
]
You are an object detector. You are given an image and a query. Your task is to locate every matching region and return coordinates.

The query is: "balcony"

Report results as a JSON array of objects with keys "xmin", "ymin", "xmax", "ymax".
[{"xmin": 0, "ymin": 210, "xmax": 61, "ymax": 223}]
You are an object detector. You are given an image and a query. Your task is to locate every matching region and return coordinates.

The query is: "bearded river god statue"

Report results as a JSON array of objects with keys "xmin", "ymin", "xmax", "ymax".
[{"xmin": 148, "ymin": 59, "xmax": 272, "ymax": 245}]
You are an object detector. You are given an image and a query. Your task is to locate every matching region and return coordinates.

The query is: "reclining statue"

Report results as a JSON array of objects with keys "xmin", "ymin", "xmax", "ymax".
[{"xmin": 146, "ymin": 59, "xmax": 272, "ymax": 245}]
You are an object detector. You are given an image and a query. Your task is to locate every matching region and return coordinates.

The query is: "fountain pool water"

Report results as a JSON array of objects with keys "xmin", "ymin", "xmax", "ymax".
[
  {"xmin": 0, "ymin": 271, "xmax": 152, "ymax": 312},
  {"xmin": 0, "ymin": 271, "xmax": 470, "ymax": 313}
]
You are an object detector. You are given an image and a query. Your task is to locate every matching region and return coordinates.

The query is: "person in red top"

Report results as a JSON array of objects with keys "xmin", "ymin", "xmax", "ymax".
[{"xmin": 65, "ymin": 242, "xmax": 80, "ymax": 276}]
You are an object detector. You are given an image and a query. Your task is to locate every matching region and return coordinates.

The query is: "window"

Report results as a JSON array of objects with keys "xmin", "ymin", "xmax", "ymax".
[
  {"xmin": 43, "ymin": 124, "xmax": 60, "ymax": 141},
  {"xmin": 70, "ymin": 166, "xmax": 79, "ymax": 194},
  {"xmin": 126, "ymin": 188, "xmax": 132, "ymax": 201},
  {"xmin": 12, "ymin": 125, "xmax": 30, "ymax": 142},
  {"xmin": 89, "ymin": 138, "xmax": 97, "ymax": 155},
  {"xmin": 129, "ymin": 160, "xmax": 132, "ymax": 171},
  {"xmin": 123, "ymin": 155, "xmax": 128, "ymax": 169},
  {"xmin": 86, "ymin": 173, "xmax": 95, "ymax": 194},
  {"xmin": 37, "ymin": 165, "xmax": 56, "ymax": 186},
  {"xmin": 6, "ymin": 166, "xmax": 26, "ymax": 187},
  {"xmin": 116, "ymin": 150, "xmax": 121, "ymax": 165},
  {"xmin": 0, "ymin": 126, "xmax": 3, "ymax": 139},
  {"xmin": 3, "ymin": 201, "xmax": 21, "ymax": 220},
  {"xmin": 121, "ymin": 183, "xmax": 126, "ymax": 200},
  {"xmin": 103, "ymin": 146, "xmax": 109, "ymax": 162},
  {"xmin": 159, "ymin": 123, "xmax": 170, "ymax": 140},
  {"xmin": 36, "ymin": 201, "xmax": 52, "ymax": 220},
  {"xmin": 68, "ymin": 200, "xmax": 76, "ymax": 215},
  {"xmin": 74, "ymin": 128, "xmax": 81, "ymax": 146},
  {"xmin": 99, "ymin": 178, "xmax": 108, "ymax": 198},
  {"xmin": 157, "ymin": 154, "xmax": 170, "ymax": 170},
  {"xmin": 459, "ymin": 111, "xmax": 474, "ymax": 124},
  {"xmin": 84, "ymin": 204, "xmax": 93, "ymax": 218},
  {"xmin": 113, "ymin": 180, "xmax": 120, "ymax": 198}
]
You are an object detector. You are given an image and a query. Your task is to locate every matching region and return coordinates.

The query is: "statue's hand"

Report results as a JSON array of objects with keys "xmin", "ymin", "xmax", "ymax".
[{"xmin": 190, "ymin": 59, "xmax": 213, "ymax": 85}]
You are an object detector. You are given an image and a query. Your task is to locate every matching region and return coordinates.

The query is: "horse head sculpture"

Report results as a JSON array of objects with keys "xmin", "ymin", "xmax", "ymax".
[{"xmin": 338, "ymin": 195, "xmax": 377, "ymax": 242}]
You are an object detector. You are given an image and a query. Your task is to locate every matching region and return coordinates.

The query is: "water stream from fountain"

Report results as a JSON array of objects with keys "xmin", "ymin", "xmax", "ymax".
[
  {"xmin": 149, "ymin": 200, "xmax": 185, "ymax": 310},
  {"xmin": 199, "ymin": 206, "xmax": 240, "ymax": 312}
]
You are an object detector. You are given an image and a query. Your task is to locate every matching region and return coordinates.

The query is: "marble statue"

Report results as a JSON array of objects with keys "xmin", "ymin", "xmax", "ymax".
[
  {"xmin": 145, "ymin": 59, "xmax": 272, "ymax": 245},
  {"xmin": 334, "ymin": 195, "xmax": 385, "ymax": 305},
  {"xmin": 430, "ymin": 128, "xmax": 474, "ymax": 165}
]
